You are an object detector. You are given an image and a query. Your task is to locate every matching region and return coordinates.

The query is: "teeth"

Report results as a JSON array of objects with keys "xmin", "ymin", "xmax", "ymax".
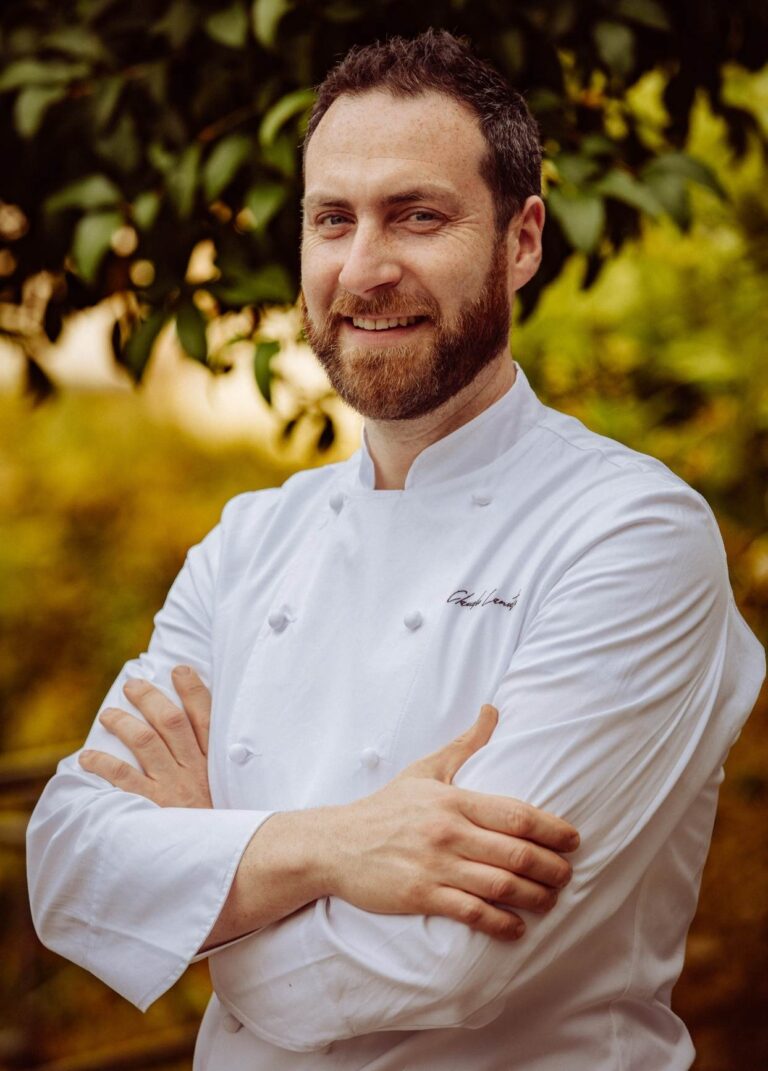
[{"xmin": 351, "ymin": 316, "xmax": 420, "ymax": 330}]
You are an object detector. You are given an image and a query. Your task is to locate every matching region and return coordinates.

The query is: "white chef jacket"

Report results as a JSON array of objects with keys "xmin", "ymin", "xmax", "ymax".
[{"xmin": 28, "ymin": 363, "xmax": 765, "ymax": 1070}]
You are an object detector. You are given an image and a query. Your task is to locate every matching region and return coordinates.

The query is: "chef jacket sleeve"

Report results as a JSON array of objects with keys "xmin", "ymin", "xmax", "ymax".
[
  {"xmin": 26, "ymin": 504, "xmax": 276, "ymax": 1011},
  {"xmin": 207, "ymin": 481, "xmax": 766, "ymax": 1051}
]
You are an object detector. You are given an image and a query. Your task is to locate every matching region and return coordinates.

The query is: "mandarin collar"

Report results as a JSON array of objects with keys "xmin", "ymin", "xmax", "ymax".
[{"xmin": 354, "ymin": 362, "xmax": 544, "ymax": 491}]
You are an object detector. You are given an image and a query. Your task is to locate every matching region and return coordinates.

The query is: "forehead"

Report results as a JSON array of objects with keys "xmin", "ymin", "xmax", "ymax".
[{"xmin": 303, "ymin": 89, "xmax": 490, "ymax": 208}]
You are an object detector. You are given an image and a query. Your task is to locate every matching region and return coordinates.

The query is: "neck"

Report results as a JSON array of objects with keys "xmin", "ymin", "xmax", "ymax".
[{"xmin": 364, "ymin": 353, "xmax": 516, "ymax": 490}]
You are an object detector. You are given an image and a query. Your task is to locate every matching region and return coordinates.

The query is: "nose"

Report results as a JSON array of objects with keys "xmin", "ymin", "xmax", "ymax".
[{"xmin": 338, "ymin": 223, "xmax": 402, "ymax": 296}]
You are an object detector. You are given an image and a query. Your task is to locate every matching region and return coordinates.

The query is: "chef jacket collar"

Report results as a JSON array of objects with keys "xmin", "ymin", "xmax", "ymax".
[{"xmin": 355, "ymin": 361, "xmax": 544, "ymax": 491}]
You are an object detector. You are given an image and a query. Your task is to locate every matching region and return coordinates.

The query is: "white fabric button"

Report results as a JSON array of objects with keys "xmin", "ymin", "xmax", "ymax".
[
  {"xmin": 404, "ymin": 610, "xmax": 424, "ymax": 631},
  {"xmin": 472, "ymin": 492, "xmax": 492, "ymax": 506},
  {"xmin": 329, "ymin": 491, "xmax": 345, "ymax": 513},
  {"xmin": 360, "ymin": 747, "xmax": 380, "ymax": 769},
  {"xmin": 227, "ymin": 743, "xmax": 251, "ymax": 766},
  {"xmin": 268, "ymin": 609, "xmax": 289, "ymax": 632},
  {"xmin": 221, "ymin": 1011, "xmax": 243, "ymax": 1033}
]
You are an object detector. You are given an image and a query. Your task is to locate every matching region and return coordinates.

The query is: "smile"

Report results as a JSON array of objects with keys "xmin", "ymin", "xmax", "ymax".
[{"xmin": 348, "ymin": 316, "xmax": 426, "ymax": 331}]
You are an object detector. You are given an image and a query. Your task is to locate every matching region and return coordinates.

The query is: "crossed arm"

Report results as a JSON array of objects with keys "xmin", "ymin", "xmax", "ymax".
[{"xmin": 80, "ymin": 672, "xmax": 578, "ymax": 949}]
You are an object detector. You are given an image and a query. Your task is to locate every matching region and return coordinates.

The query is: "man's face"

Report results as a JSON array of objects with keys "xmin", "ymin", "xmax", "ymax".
[{"xmin": 301, "ymin": 89, "xmax": 511, "ymax": 421}]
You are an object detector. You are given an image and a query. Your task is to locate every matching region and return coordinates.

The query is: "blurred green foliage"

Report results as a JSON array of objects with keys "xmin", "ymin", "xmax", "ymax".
[{"xmin": 1, "ymin": 0, "xmax": 766, "ymax": 406}]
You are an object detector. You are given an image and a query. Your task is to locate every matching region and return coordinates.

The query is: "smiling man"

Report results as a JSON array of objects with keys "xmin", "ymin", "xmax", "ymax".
[{"xmin": 28, "ymin": 30, "xmax": 764, "ymax": 1071}]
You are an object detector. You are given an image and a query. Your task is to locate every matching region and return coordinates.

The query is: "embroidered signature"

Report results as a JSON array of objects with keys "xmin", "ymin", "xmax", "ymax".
[{"xmin": 447, "ymin": 589, "xmax": 520, "ymax": 612}]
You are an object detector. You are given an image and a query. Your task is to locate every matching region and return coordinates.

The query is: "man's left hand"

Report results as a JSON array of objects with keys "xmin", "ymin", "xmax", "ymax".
[{"xmin": 79, "ymin": 666, "xmax": 212, "ymax": 808}]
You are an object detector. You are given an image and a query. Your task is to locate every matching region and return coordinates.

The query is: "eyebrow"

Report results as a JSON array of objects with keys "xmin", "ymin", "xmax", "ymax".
[{"xmin": 302, "ymin": 185, "xmax": 462, "ymax": 212}]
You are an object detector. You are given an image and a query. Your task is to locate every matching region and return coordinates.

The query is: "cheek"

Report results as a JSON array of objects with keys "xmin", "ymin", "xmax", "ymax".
[{"xmin": 301, "ymin": 243, "xmax": 340, "ymax": 316}]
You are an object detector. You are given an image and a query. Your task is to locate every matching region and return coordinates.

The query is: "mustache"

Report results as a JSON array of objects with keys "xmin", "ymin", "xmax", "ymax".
[{"xmin": 326, "ymin": 291, "xmax": 441, "ymax": 320}]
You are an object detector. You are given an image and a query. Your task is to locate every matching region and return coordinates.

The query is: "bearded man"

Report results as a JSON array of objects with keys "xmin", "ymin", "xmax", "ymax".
[{"xmin": 28, "ymin": 30, "xmax": 764, "ymax": 1071}]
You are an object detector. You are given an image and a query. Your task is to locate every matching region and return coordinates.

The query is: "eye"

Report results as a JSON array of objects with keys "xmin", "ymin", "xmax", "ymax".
[
  {"xmin": 317, "ymin": 213, "xmax": 351, "ymax": 228},
  {"xmin": 404, "ymin": 209, "xmax": 442, "ymax": 225}
]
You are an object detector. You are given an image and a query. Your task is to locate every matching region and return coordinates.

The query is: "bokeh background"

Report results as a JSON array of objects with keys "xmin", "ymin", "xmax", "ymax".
[{"xmin": 1, "ymin": 2, "xmax": 766, "ymax": 1068}]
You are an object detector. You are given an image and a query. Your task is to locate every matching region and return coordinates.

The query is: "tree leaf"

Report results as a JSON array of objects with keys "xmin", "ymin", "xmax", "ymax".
[
  {"xmin": 45, "ymin": 174, "xmax": 122, "ymax": 214},
  {"xmin": 176, "ymin": 299, "xmax": 208, "ymax": 363},
  {"xmin": 259, "ymin": 88, "xmax": 315, "ymax": 147},
  {"xmin": 13, "ymin": 85, "xmax": 67, "ymax": 138},
  {"xmin": 593, "ymin": 169, "xmax": 664, "ymax": 217},
  {"xmin": 132, "ymin": 190, "xmax": 162, "ymax": 231},
  {"xmin": 0, "ymin": 59, "xmax": 89, "ymax": 92},
  {"xmin": 554, "ymin": 153, "xmax": 601, "ymax": 187},
  {"xmin": 153, "ymin": 0, "xmax": 197, "ymax": 49},
  {"xmin": 593, "ymin": 20, "xmax": 635, "ymax": 77},
  {"xmin": 92, "ymin": 75, "xmax": 124, "ymax": 130},
  {"xmin": 253, "ymin": 339, "xmax": 280, "ymax": 402},
  {"xmin": 244, "ymin": 182, "xmax": 286, "ymax": 231},
  {"xmin": 641, "ymin": 170, "xmax": 691, "ymax": 229},
  {"xmin": 642, "ymin": 152, "xmax": 727, "ymax": 200},
  {"xmin": 251, "ymin": 0, "xmax": 294, "ymax": 48},
  {"xmin": 42, "ymin": 26, "xmax": 111, "ymax": 62},
  {"xmin": 205, "ymin": 1, "xmax": 249, "ymax": 49},
  {"xmin": 166, "ymin": 143, "xmax": 201, "ymax": 218},
  {"xmin": 612, "ymin": 0, "xmax": 670, "ymax": 32},
  {"xmin": 71, "ymin": 210, "xmax": 121, "ymax": 282},
  {"xmin": 548, "ymin": 188, "xmax": 605, "ymax": 252},
  {"xmin": 122, "ymin": 309, "xmax": 167, "ymax": 381},
  {"xmin": 203, "ymin": 134, "xmax": 252, "ymax": 201},
  {"xmin": 212, "ymin": 263, "xmax": 294, "ymax": 305}
]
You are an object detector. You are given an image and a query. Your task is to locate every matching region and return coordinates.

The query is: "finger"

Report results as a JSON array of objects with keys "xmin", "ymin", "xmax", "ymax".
[
  {"xmin": 450, "ymin": 861, "xmax": 559, "ymax": 914},
  {"xmin": 454, "ymin": 825, "xmax": 573, "ymax": 889},
  {"xmin": 427, "ymin": 886, "xmax": 525, "ymax": 941},
  {"xmin": 403, "ymin": 705, "xmax": 499, "ymax": 783},
  {"xmin": 98, "ymin": 707, "xmax": 176, "ymax": 779},
  {"xmin": 171, "ymin": 665, "xmax": 211, "ymax": 756},
  {"xmin": 79, "ymin": 748, "xmax": 156, "ymax": 800},
  {"xmin": 457, "ymin": 790, "xmax": 580, "ymax": 854},
  {"xmin": 123, "ymin": 678, "xmax": 201, "ymax": 767}
]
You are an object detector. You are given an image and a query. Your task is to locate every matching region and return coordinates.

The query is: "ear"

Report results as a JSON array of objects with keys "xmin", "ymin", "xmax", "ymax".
[{"xmin": 506, "ymin": 195, "xmax": 545, "ymax": 295}]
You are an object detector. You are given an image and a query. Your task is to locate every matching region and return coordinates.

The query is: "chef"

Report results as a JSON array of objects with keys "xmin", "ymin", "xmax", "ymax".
[{"xmin": 27, "ymin": 29, "xmax": 765, "ymax": 1071}]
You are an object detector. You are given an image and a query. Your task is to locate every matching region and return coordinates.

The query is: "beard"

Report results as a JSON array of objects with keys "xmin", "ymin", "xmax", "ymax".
[{"xmin": 301, "ymin": 237, "xmax": 511, "ymax": 421}]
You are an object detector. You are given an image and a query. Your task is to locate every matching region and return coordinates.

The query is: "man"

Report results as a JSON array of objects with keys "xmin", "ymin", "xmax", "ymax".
[{"xmin": 28, "ymin": 30, "xmax": 764, "ymax": 1070}]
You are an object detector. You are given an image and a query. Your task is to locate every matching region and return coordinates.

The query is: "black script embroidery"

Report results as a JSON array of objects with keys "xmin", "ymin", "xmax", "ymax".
[{"xmin": 447, "ymin": 588, "xmax": 520, "ymax": 612}]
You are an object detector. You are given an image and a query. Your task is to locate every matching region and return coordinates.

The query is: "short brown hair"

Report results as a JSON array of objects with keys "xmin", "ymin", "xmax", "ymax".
[{"xmin": 303, "ymin": 29, "xmax": 541, "ymax": 231}]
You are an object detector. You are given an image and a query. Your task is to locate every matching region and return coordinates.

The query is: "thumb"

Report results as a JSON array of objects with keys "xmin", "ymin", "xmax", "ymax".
[{"xmin": 400, "ymin": 704, "xmax": 499, "ymax": 784}]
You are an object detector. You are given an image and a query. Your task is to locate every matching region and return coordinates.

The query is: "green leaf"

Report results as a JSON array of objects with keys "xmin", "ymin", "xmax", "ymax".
[
  {"xmin": 42, "ymin": 27, "xmax": 111, "ymax": 62},
  {"xmin": 213, "ymin": 262, "xmax": 294, "ymax": 306},
  {"xmin": 205, "ymin": 1, "xmax": 249, "ymax": 48},
  {"xmin": 167, "ymin": 143, "xmax": 201, "ymax": 218},
  {"xmin": 203, "ymin": 134, "xmax": 252, "ymax": 201},
  {"xmin": 92, "ymin": 75, "xmax": 124, "ymax": 130},
  {"xmin": 261, "ymin": 131, "xmax": 296, "ymax": 177},
  {"xmin": 593, "ymin": 169, "xmax": 664, "ymax": 217},
  {"xmin": 244, "ymin": 182, "xmax": 286, "ymax": 231},
  {"xmin": 554, "ymin": 153, "xmax": 601, "ymax": 187},
  {"xmin": 122, "ymin": 309, "xmax": 167, "ymax": 381},
  {"xmin": 0, "ymin": 59, "xmax": 89, "ymax": 92},
  {"xmin": 612, "ymin": 0, "xmax": 670, "ymax": 31},
  {"xmin": 96, "ymin": 113, "xmax": 141, "ymax": 173},
  {"xmin": 71, "ymin": 210, "xmax": 121, "ymax": 281},
  {"xmin": 132, "ymin": 190, "xmax": 161, "ymax": 231},
  {"xmin": 641, "ymin": 152, "xmax": 727, "ymax": 200},
  {"xmin": 548, "ymin": 188, "xmax": 605, "ymax": 253},
  {"xmin": 251, "ymin": 0, "xmax": 293, "ymax": 47},
  {"xmin": 13, "ymin": 85, "xmax": 67, "ymax": 138},
  {"xmin": 593, "ymin": 20, "xmax": 635, "ymax": 77},
  {"xmin": 641, "ymin": 170, "xmax": 691, "ymax": 229},
  {"xmin": 153, "ymin": 0, "xmax": 197, "ymax": 49},
  {"xmin": 260, "ymin": 88, "xmax": 315, "ymax": 147},
  {"xmin": 45, "ymin": 174, "xmax": 122, "ymax": 214},
  {"xmin": 253, "ymin": 339, "xmax": 280, "ymax": 402},
  {"xmin": 176, "ymin": 300, "xmax": 208, "ymax": 363}
]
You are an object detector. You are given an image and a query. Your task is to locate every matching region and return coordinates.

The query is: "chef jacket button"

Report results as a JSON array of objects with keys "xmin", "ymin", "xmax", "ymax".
[
  {"xmin": 472, "ymin": 492, "xmax": 492, "ymax": 507},
  {"xmin": 329, "ymin": 490, "xmax": 345, "ymax": 513},
  {"xmin": 404, "ymin": 610, "xmax": 424, "ymax": 631},
  {"xmin": 268, "ymin": 609, "xmax": 289, "ymax": 632},
  {"xmin": 228, "ymin": 742, "xmax": 251, "ymax": 766},
  {"xmin": 360, "ymin": 747, "xmax": 380, "ymax": 769},
  {"xmin": 221, "ymin": 1011, "xmax": 243, "ymax": 1033}
]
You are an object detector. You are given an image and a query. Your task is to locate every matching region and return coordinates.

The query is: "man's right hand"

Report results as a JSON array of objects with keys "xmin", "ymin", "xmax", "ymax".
[{"xmin": 314, "ymin": 705, "xmax": 578, "ymax": 941}]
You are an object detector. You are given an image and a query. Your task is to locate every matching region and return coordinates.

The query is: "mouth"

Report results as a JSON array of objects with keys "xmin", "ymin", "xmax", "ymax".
[{"xmin": 343, "ymin": 315, "xmax": 428, "ymax": 335}]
